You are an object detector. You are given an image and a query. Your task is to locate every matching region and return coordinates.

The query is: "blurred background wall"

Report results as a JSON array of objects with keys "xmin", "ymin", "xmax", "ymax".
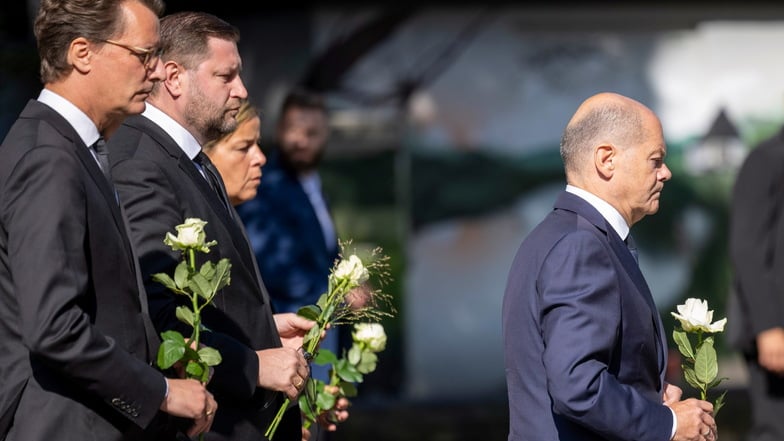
[{"xmin": 4, "ymin": 2, "xmax": 784, "ymax": 439}]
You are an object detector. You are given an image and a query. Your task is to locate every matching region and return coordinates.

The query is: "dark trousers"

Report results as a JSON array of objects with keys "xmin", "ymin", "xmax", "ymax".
[{"xmin": 746, "ymin": 358, "xmax": 784, "ymax": 441}]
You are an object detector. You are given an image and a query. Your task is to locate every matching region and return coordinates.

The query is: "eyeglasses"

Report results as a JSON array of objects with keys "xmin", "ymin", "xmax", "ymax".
[{"xmin": 101, "ymin": 39, "xmax": 163, "ymax": 69}]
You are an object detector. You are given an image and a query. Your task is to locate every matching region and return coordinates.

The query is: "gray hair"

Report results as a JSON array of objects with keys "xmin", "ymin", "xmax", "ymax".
[{"xmin": 560, "ymin": 101, "xmax": 643, "ymax": 176}]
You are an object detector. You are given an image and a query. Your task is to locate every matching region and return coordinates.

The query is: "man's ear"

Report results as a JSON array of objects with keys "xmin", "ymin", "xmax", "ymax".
[
  {"xmin": 69, "ymin": 37, "xmax": 93, "ymax": 74},
  {"xmin": 161, "ymin": 61, "xmax": 184, "ymax": 97},
  {"xmin": 595, "ymin": 144, "xmax": 616, "ymax": 179}
]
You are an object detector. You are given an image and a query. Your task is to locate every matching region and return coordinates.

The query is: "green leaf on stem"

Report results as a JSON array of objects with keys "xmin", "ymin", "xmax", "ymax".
[
  {"xmin": 175, "ymin": 306, "xmax": 195, "ymax": 327},
  {"xmin": 298, "ymin": 393, "xmax": 317, "ymax": 423},
  {"xmin": 189, "ymin": 273, "xmax": 211, "ymax": 300},
  {"xmin": 313, "ymin": 348, "xmax": 338, "ymax": 365},
  {"xmin": 152, "ymin": 273, "xmax": 177, "ymax": 292},
  {"xmin": 708, "ymin": 376, "xmax": 728, "ymax": 389},
  {"xmin": 199, "ymin": 346, "xmax": 222, "ymax": 366},
  {"xmin": 317, "ymin": 293, "xmax": 329, "ymax": 311},
  {"xmin": 297, "ymin": 305, "xmax": 321, "ymax": 322},
  {"xmin": 303, "ymin": 326, "xmax": 321, "ymax": 347},
  {"xmin": 335, "ymin": 358, "xmax": 363, "ymax": 383},
  {"xmin": 316, "ymin": 391, "xmax": 337, "ymax": 411},
  {"xmin": 199, "ymin": 261, "xmax": 215, "ymax": 279},
  {"xmin": 339, "ymin": 381, "xmax": 358, "ymax": 398},
  {"xmin": 682, "ymin": 365, "xmax": 702, "ymax": 391},
  {"xmin": 157, "ymin": 330, "xmax": 186, "ymax": 369},
  {"xmin": 694, "ymin": 339, "xmax": 718, "ymax": 384},
  {"xmin": 213, "ymin": 258, "xmax": 231, "ymax": 291},
  {"xmin": 186, "ymin": 360, "xmax": 207, "ymax": 382},
  {"xmin": 714, "ymin": 390, "xmax": 727, "ymax": 416},
  {"xmin": 174, "ymin": 261, "xmax": 189, "ymax": 290},
  {"xmin": 673, "ymin": 329, "xmax": 694, "ymax": 360}
]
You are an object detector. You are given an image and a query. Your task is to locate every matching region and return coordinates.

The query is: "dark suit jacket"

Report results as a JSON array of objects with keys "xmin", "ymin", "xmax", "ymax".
[
  {"xmin": 729, "ymin": 129, "xmax": 784, "ymax": 354},
  {"xmin": 236, "ymin": 149, "xmax": 339, "ymax": 314},
  {"xmin": 502, "ymin": 191, "xmax": 671, "ymax": 441},
  {"xmin": 0, "ymin": 100, "xmax": 167, "ymax": 440},
  {"xmin": 108, "ymin": 115, "xmax": 300, "ymax": 441}
]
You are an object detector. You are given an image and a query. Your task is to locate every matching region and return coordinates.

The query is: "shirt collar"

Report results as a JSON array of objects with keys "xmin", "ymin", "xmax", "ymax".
[
  {"xmin": 142, "ymin": 103, "xmax": 203, "ymax": 160},
  {"xmin": 565, "ymin": 184, "xmax": 630, "ymax": 240},
  {"xmin": 37, "ymin": 88, "xmax": 101, "ymax": 147}
]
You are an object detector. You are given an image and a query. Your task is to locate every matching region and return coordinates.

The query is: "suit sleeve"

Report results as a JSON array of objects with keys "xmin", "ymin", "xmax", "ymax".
[
  {"xmin": 112, "ymin": 156, "xmax": 258, "ymax": 402},
  {"xmin": 539, "ymin": 231, "xmax": 672, "ymax": 441},
  {"xmin": 729, "ymin": 146, "xmax": 784, "ymax": 338},
  {"xmin": 2, "ymin": 146, "xmax": 166, "ymax": 427}
]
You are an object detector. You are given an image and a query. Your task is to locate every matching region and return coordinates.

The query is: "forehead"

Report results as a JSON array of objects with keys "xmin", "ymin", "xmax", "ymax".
[
  {"xmin": 282, "ymin": 107, "xmax": 327, "ymax": 127},
  {"xmin": 639, "ymin": 111, "xmax": 666, "ymax": 155},
  {"xmin": 231, "ymin": 117, "xmax": 261, "ymax": 140},
  {"xmin": 199, "ymin": 37, "xmax": 242, "ymax": 71},
  {"xmin": 117, "ymin": 1, "xmax": 160, "ymax": 42}
]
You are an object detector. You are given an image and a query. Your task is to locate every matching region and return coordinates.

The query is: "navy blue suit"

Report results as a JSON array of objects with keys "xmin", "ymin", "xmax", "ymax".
[{"xmin": 502, "ymin": 191, "xmax": 672, "ymax": 441}]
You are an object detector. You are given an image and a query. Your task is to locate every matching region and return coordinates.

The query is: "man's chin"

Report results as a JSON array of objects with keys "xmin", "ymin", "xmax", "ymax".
[{"xmin": 126, "ymin": 100, "xmax": 148, "ymax": 116}]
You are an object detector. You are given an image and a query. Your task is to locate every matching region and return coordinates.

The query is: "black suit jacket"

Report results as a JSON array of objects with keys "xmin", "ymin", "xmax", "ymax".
[
  {"xmin": 729, "ymin": 128, "xmax": 784, "ymax": 354},
  {"xmin": 0, "ymin": 100, "xmax": 167, "ymax": 440},
  {"xmin": 108, "ymin": 114, "xmax": 300, "ymax": 441}
]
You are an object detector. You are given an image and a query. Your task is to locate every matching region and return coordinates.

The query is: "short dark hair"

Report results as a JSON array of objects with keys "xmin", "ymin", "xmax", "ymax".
[
  {"xmin": 159, "ymin": 11, "xmax": 240, "ymax": 70},
  {"xmin": 279, "ymin": 88, "xmax": 327, "ymax": 116},
  {"xmin": 34, "ymin": 0, "xmax": 164, "ymax": 83}
]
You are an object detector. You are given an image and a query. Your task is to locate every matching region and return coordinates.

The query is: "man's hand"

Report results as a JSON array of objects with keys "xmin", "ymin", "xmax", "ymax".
[
  {"xmin": 317, "ymin": 395, "xmax": 350, "ymax": 431},
  {"xmin": 662, "ymin": 382, "xmax": 683, "ymax": 406},
  {"xmin": 346, "ymin": 285, "xmax": 371, "ymax": 310},
  {"xmin": 159, "ymin": 378, "xmax": 217, "ymax": 437},
  {"xmin": 669, "ymin": 398, "xmax": 716, "ymax": 441},
  {"xmin": 757, "ymin": 327, "xmax": 784, "ymax": 374},
  {"xmin": 274, "ymin": 313, "xmax": 316, "ymax": 350},
  {"xmin": 257, "ymin": 347, "xmax": 310, "ymax": 400}
]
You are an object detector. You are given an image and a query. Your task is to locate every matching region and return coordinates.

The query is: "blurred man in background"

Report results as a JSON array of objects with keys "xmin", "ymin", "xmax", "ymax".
[{"xmin": 729, "ymin": 127, "xmax": 784, "ymax": 441}]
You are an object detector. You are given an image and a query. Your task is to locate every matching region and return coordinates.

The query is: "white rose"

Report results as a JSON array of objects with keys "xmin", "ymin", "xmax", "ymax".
[
  {"xmin": 164, "ymin": 218, "xmax": 215, "ymax": 252},
  {"xmin": 353, "ymin": 323, "xmax": 387, "ymax": 352},
  {"xmin": 334, "ymin": 255, "xmax": 369, "ymax": 286},
  {"xmin": 671, "ymin": 298, "xmax": 727, "ymax": 333}
]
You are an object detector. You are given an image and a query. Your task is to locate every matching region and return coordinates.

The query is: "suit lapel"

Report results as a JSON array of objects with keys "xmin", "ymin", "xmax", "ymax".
[
  {"xmin": 28, "ymin": 103, "xmax": 156, "ymax": 355},
  {"xmin": 177, "ymin": 155, "xmax": 264, "ymax": 296},
  {"xmin": 29, "ymin": 102, "xmax": 135, "ymax": 263},
  {"xmin": 556, "ymin": 191, "xmax": 668, "ymax": 381},
  {"xmin": 126, "ymin": 116, "xmax": 265, "ymax": 300}
]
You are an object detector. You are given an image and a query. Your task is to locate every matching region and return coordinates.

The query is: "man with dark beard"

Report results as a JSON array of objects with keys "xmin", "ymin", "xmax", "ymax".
[{"xmin": 106, "ymin": 11, "xmax": 313, "ymax": 441}]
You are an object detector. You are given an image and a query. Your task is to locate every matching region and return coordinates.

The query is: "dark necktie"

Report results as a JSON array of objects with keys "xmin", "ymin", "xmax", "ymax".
[
  {"xmin": 91, "ymin": 137, "xmax": 119, "ymax": 203},
  {"xmin": 626, "ymin": 234, "xmax": 639, "ymax": 264},
  {"xmin": 91, "ymin": 137, "xmax": 112, "ymax": 184},
  {"xmin": 194, "ymin": 152, "xmax": 232, "ymax": 216}
]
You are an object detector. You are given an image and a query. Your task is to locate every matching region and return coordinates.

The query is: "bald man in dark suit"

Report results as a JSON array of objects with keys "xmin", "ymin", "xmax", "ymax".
[{"xmin": 503, "ymin": 92, "xmax": 716, "ymax": 441}]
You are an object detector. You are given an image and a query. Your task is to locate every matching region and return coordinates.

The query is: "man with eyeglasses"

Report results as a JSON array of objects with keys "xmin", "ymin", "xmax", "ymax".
[
  {"xmin": 101, "ymin": 38, "xmax": 165, "ymax": 70},
  {"xmin": 0, "ymin": 1, "xmax": 217, "ymax": 440}
]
